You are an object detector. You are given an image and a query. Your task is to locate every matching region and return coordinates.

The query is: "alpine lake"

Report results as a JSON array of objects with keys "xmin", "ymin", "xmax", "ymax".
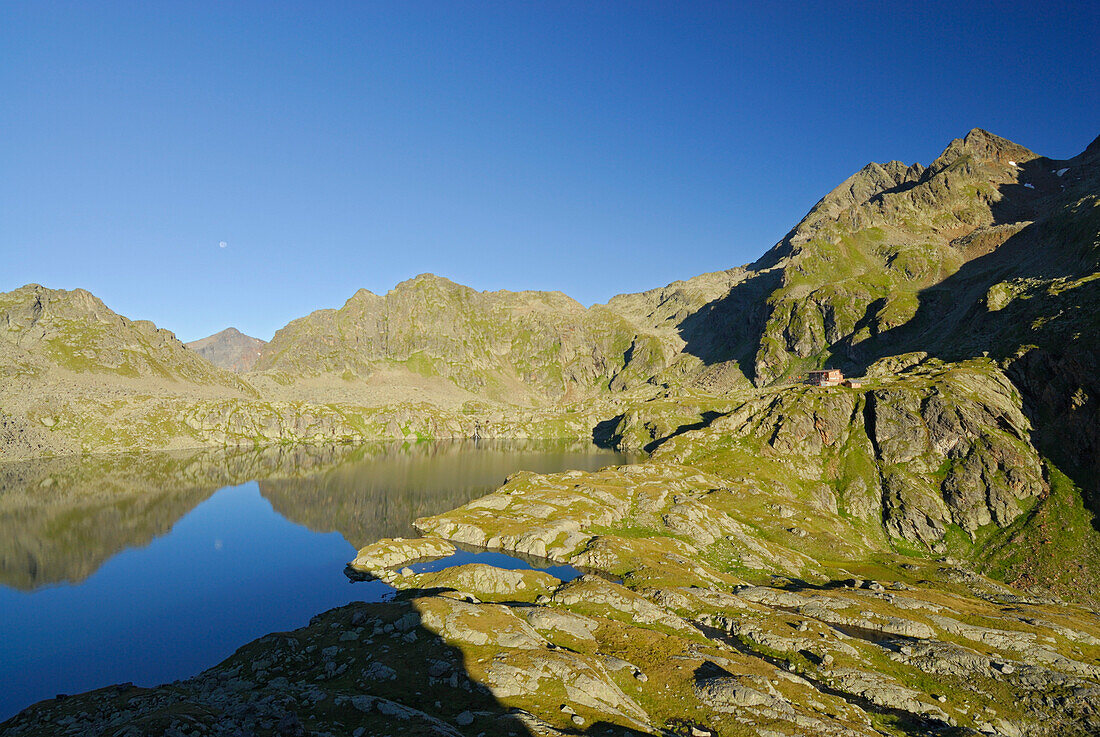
[{"xmin": 0, "ymin": 440, "xmax": 632, "ymax": 721}]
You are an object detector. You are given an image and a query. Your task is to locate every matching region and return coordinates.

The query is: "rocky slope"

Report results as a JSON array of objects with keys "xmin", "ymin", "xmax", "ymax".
[
  {"xmin": 0, "ymin": 286, "xmax": 618, "ymax": 459},
  {"xmin": 412, "ymin": 361, "xmax": 1052, "ymax": 587},
  {"xmin": 253, "ymin": 274, "xmax": 661, "ymax": 405},
  {"xmin": 186, "ymin": 327, "xmax": 267, "ymax": 372},
  {"xmin": 0, "ymin": 285, "xmax": 251, "ymax": 389}
]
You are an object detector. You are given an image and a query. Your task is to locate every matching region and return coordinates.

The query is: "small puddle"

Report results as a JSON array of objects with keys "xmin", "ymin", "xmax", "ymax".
[
  {"xmin": 408, "ymin": 548, "xmax": 583, "ymax": 582},
  {"xmin": 344, "ymin": 545, "xmax": 587, "ymax": 586}
]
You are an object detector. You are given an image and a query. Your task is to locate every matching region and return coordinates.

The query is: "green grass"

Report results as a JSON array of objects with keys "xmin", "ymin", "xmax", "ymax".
[{"xmin": 978, "ymin": 461, "xmax": 1100, "ymax": 606}]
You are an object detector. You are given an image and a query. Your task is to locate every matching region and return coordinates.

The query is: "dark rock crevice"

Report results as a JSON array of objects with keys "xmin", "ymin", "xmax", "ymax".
[{"xmin": 861, "ymin": 391, "xmax": 894, "ymax": 539}]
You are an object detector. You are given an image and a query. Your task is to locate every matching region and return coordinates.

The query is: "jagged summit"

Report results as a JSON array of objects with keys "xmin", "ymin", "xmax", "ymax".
[
  {"xmin": 185, "ymin": 328, "xmax": 267, "ymax": 373},
  {"xmin": 789, "ymin": 158, "xmax": 927, "ymax": 234},
  {"xmin": 928, "ymin": 127, "xmax": 1038, "ymax": 174},
  {"xmin": 5, "ymin": 284, "xmax": 113, "ymax": 324},
  {"xmin": 255, "ymin": 270, "xmax": 639, "ymax": 402},
  {"xmin": 770, "ymin": 128, "xmax": 1032, "ymax": 257},
  {"xmin": 1083, "ymin": 132, "xmax": 1100, "ymax": 157},
  {"xmin": 2, "ymin": 284, "xmax": 159, "ymax": 347},
  {"xmin": 396, "ymin": 272, "xmax": 459, "ymax": 287}
]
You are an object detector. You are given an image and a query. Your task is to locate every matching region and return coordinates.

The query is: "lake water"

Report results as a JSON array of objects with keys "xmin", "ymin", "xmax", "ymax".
[{"xmin": 0, "ymin": 440, "xmax": 629, "ymax": 721}]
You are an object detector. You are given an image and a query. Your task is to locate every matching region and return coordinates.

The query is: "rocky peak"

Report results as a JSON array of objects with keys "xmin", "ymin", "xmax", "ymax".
[
  {"xmin": 348, "ymin": 288, "xmax": 379, "ymax": 302},
  {"xmin": 22, "ymin": 284, "xmax": 104, "ymax": 311},
  {"xmin": 1063, "ymin": 133, "xmax": 1100, "ymax": 174},
  {"xmin": 776, "ymin": 128, "xmax": 1038, "ymax": 253},
  {"xmin": 800, "ymin": 159, "xmax": 927, "ymax": 226},
  {"xmin": 2, "ymin": 284, "xmax": 116, "ymax": 339},
  {"xmin": 391, "ymin": 273, "xmax": 467, "ymax": 295},
  {"xmin": 881, "ymin": 159, "xmax": 926, "ymax": 181},
  {"xmin": 1082, "ymin": 132, "xmax": 1100, "ymax": 159},
  {"xmin": 0, "ymin": 283, "xmax": 256, "ymax": 390},
  {"xmin": 927, "ymin": 128, "xmax": 1037, "ymax": 175},
  {"xmin": 186, "ymin": 328, "xmax": 267, "ymax": 373}
]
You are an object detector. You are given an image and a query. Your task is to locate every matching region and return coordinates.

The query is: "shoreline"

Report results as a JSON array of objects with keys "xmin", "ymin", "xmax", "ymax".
[{"xmin": 5, "ymin": 439, "xmax": 1100, "ymax": 735}]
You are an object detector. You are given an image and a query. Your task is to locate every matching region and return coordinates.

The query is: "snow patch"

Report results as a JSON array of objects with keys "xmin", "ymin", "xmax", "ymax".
[
  {"xmin": 1008, "ymin": 161, "xmax": 1018, "ymax": 167},
  {"xmin": 1056, "ymin": 168, "xmax": 1069, "ymax": 177},
  {"xmin": 1024, "ymin": 183, "xmax": 1035, "ymax": 189}
]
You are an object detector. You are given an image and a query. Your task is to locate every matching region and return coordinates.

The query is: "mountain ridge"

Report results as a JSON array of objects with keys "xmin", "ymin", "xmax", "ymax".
[
  {"xmin": 3, "ymin": 128, "xmax": 1098, "ymax": 526},
  {"xmin": 5, "ymin": 128, "xmax": 1097, "ymax": 433}
]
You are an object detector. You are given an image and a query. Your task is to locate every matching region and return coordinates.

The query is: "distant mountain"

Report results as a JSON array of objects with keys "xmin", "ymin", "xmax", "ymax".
[
  {"xmin": 587, "ymin": 128, "xmax": 1099, "ymax": 394},
  {"xmin": 186, "ymin": 327, "xmax": 267, "ymax": 372},
  {"xmin": 253, "ymin": 274, "xmax": 668, "ymax": 404},
  {"xmin": 740, "ymin": 128, "xmax": 1100, "ymax": 384},
  {"xmin": 0, "ymin": 285, "xmax": 598, "ymax": 460},
  {"xmin": 0, "ymin": 285, "xmax": 248, "ymax": 388},
  {"xmin": 3, "ymin": 128, "xmax": 1096, "ymax": 474}
]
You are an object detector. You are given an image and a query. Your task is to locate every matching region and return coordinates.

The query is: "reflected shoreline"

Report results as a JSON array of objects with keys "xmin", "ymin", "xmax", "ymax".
[
  {"xmin": 0, "ymin": 440, "xmax": 631, "ymax": 722},
  {"xmin": 0, "ymin": 440, "xmax": 632, "ymax": 591}
]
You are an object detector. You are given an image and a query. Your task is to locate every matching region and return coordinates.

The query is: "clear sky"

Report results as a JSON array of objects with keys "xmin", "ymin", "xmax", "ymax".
[{"xmin": 2, "ymin": 2, "xmax": 1097, "ymax": 342}]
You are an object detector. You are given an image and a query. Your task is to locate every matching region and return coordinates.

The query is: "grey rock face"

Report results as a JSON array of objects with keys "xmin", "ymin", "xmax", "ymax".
[
  {"xmin": 693, "ymin": 674, "xmax": 784, "ymax": 709},
  {"xmin": 827, "ymin": 668, "xmax": 951, "ymax": 723},
  {"xmin": 186, "ymin": 328, "xmax": 267, "ymax": 372},
  {"xmin": 483, "ymin": 648, "xmax": 650, "ymax": 727},
  {"xmin": 522, "ymin": 606, "xmax": 599, "ymax": 641}
]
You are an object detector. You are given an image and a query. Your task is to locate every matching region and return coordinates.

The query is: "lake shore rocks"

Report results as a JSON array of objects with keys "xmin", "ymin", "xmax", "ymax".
[
  {"xmin": 14, "ymin": 358, "xmax": 1100, "ymax": 735},
  {"xmin": 348, "ymin": 536, "xmax": 455, "ymax": 577},
  {"xmin": 10, "ymin": 527, "xmax": 1099, "ymax": 736}
]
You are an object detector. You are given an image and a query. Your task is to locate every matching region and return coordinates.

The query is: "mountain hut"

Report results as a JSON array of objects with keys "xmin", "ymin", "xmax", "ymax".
[{"xmin": 806, "ymin": 369, "xmax": 844, "ymax": 387}]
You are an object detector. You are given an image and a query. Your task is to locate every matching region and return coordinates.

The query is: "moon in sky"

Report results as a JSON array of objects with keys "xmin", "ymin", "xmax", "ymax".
[{"xmin": 219, "ymin": 241, "xmax": 228, "ymax": 248}]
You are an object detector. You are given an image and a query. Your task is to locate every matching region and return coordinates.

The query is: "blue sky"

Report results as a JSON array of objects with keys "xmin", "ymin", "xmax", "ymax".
[{"xmin": 2, "ymin": 2, "xmax": 1097, "ymax": 342}]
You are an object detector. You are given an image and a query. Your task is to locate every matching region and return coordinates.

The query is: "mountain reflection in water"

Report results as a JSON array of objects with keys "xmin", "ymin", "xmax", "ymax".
[{"xmin": 0, "ymin": 439, "xmax": 630, "ymax": 720}]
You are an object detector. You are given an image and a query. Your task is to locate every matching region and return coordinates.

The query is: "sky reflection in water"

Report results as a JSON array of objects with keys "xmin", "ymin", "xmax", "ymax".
[{"xmin": 0, "ymin": 440, "xmax": 628, "ymax": 721}]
